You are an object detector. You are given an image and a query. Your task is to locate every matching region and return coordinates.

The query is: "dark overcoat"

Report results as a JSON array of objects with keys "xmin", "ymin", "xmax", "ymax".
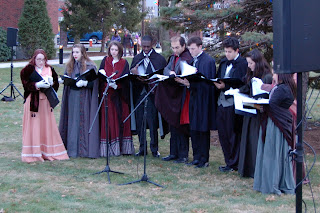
[{"xmin": 189, "ymin": 52, "xmax": 217, "ymax": 131}]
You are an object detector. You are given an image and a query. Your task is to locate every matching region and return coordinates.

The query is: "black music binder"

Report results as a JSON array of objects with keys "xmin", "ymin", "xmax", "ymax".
[
  {"xmin": 208, "ymin": 77, "xmax": 244, "ymax": 87},
  {"xmin": 60, "ymin": 68, "xmax": 97, "ymax": 87},
  {"xmin": 29, "ymin": 71, "xmax": 59, "ymax": 109}
]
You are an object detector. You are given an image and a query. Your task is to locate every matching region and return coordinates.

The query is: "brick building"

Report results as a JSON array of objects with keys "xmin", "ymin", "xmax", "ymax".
[{"xmin": 0, "ymin": 0, "xmax": 63, "ymax": 35}]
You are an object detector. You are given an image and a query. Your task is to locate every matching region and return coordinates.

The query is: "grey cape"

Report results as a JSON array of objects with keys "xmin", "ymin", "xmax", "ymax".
[{"xmin": 59, "ymin": 61, "xmax": 100, "ymax": 158}]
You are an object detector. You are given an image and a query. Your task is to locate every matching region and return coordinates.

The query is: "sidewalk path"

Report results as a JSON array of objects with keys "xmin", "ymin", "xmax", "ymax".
[
  {"xmin": 0, "ymin": 48, "xmax": 161, "ymax": 69},
  {"xmin": 0, "ymin": 56, "xmax": 106, "ymax": 69}
]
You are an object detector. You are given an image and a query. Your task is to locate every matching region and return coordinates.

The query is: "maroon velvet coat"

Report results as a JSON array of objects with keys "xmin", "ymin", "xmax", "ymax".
[{"xmin": 20, "ymin": 64, "xmax": 59, "ymax": 112}]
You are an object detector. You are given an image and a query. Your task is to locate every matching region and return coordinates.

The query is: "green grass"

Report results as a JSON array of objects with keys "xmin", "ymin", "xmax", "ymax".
[{"xmin": 0, "ymin": 63, "xmax": 319, "ymax": 212}]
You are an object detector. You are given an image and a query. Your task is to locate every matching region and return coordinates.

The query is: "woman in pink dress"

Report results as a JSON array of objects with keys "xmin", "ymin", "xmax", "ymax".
[{"xmin": 20, "ymin": 49, "xmax": 69, "ymax": 163}]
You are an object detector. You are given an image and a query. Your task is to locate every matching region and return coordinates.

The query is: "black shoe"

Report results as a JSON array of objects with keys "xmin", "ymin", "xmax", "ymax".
[
  {"xmin": 219, "ymin": 165, "xmax": 234, "ymax": 172},
  {"xmin": 195, "ymin": 161, "xmax": 209, "ymax": 168},
  {"xmin": 152, "ymin": 151, "xmax": 160, "ymax": 158},
  {"xmin": 186, "ymin": 160, "xmax": 200, "ymax": 166},
  {"xmin": 162, "ymin": 155, "xmax": 178, "ymax": 161},
  {"xmin": 135, "ymin": 151, "xmax": 147, "ymax": 156},
  {"xmin": 174, "ymin": 158, "xmax": 188, "ymax": 163}
]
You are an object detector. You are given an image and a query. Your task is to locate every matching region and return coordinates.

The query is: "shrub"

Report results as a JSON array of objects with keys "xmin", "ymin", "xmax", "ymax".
[
  {"xmin": 18, "ymin": 0, "xmax": 55, "ymax": 59},
  {"xmin": 0, "ymin": 27, "xmax": 11, "ymax": 62}
]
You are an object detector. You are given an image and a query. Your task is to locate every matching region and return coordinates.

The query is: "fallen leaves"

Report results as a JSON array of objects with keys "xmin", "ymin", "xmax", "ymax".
[
  {"xmin": 232, "ymin": 189, "xmax": 241, "ymax": 196},
  {"xmin": 265, "ymin": 195, "xmax": 276, "ymax": 202}
]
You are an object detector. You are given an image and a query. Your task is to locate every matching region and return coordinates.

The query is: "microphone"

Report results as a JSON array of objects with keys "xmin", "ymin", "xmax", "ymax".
[{"xmin": 107, "ymin": 71, "xmax": 118, "ymax": 79}]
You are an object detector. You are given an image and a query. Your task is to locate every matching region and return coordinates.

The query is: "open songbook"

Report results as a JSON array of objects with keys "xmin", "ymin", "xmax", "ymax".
[
  {"xmin": 225, "ymin": 88, "xmax": 269, "ymax": 116},
  {"xmin": 60, "ymin": 68, "xmax": 97, "ymax": 87},
  {"xmin": 145, "ymin": 61, "xmax": 204, "ymax": 83},
  {"xmin": 29, "ymin": 70, "xmax": 59, "ymax": 109},
  {"xmin": 98, "ymin": 68, "xmax": 164, "ymax": 84}
]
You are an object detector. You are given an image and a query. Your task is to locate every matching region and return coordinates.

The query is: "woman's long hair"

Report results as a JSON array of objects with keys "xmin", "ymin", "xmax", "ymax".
[
  {"xmin": 278, "ymin": 73, "xmax": 297, "ymax": 98},
  {"xmin": 107, "ymin": 41, "xmax": 123, "ymax": 59},
  {"xmin": 29, "ymin": 49, "xmax": 49, "ymax": 67},
  {"xmin": 66, "ymin": 44, "xmax": 94, "ymax": 75},
  {"xmin": 244, "ymin": 49, "xmax": 272, "ymax": 83}
]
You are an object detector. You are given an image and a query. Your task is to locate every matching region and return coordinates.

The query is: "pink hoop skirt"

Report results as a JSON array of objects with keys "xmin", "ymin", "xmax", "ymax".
[{"xmin": 22, "ymin": 92, "xmax": 69, "ymax": 163}]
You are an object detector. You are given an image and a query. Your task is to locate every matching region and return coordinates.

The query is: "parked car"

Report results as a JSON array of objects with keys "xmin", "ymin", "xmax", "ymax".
[{"xmin": 67, "ymin": 31, "xmax": 103, "ymax": 44}]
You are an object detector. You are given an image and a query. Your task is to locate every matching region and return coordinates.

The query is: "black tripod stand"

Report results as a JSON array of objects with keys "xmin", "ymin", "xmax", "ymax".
[
  {"xmin": 89, "ymin": 76, "xmax": 123, "ymax": 183},
  {"xmin": 119, "ymin": 83, "xmax": 163, "ymax": 188},
  {"xmin": 0, "ymin": 46, "xmax": 23, "ymax": 101}
]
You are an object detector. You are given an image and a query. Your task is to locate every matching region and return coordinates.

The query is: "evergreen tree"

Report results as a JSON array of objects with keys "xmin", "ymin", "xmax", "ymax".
[
  {"xmin": 60, "ymin": 0, "xmax": 94, "ymax": 44},
  {"xmin": 160, "ymin": 0, "xmax": 273, "ymax": 61},
  {"xmin": 90, "ymin": 0, "xmax": 114, "ymax": 52},
  {"xmin": 0, "ymin": 27, "xmax": 11, "ymax": 62},
  {"xmin": 61, "ymin": 0, "xmax": 144, "ymax": 51},
  {"xmin": 18, "ymin": 0, "xmax": 55, "ymax": 58},
  {"xmin": 116, "ymin": 0, "xmax": 145, "ymax": 32}
]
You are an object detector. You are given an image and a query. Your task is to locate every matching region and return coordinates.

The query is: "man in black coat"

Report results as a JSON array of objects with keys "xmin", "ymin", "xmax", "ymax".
[
  {"xmin": 176, "ymin": 36, "xmax": 217, "ymax": 168},
  {"xmin": 214, "ymin": 37, "xmax": 248, "ymax": 172},
  {"xmin": 130, "ymin": 35, "xmax": 167, "ymax": 157},
  {"xmin": 122, "ymin": 30, "xmax": 133, "ymax": 56},
  {"xmin": 155, "ymin": 36, "xmax": 192, "ymax": 163}
]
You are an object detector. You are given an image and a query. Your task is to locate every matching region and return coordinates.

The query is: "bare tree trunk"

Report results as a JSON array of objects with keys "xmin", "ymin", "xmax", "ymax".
[
  {"xmin": 302, "ymin": 72, "xmax": 309, "ymax": 124},
  {"xmin": 158, "ymin": 0, "xmax": 170, "ymax": 54},
  {"xmin": 60, "ymin": 29, "xmax": 68, "ymax": 47},
  {"xmin": 74, "ymin": 35, "xmax": 80, "ymax": 44},
  {"xmin": 141, "ymin": 0, "xmax": 146, "ymax": 36},
  {"xmin": 101, "ymin": 31, "xmax": 106, "ymax": 53}
]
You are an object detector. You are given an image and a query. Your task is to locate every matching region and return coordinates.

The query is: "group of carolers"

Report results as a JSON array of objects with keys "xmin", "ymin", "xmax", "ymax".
[{"xmin": 20, "ymin": 35, "xmax": 297, "ymax": 195}]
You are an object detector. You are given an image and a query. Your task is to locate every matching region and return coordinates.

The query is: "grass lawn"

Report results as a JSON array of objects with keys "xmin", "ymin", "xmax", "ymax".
[{"xmin": 0, "ymin": 61, "xmax": 319, "ymax": 212}]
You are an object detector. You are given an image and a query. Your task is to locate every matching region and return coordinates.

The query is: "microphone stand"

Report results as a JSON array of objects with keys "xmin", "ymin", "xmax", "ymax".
[
  {"xmin": 119, "ymin": 82, "xmax": 164, "ymax": 188},
  {"xmin": 89, "ymin": 75, "xmax": 123, "ymax": 183}
]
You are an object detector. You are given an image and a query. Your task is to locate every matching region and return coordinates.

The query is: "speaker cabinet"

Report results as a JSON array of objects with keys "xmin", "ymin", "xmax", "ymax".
[
  {"xmin": 7, "ymin": 27, "xmax": 18, "ymax": 47},
  {"xmin": 273, "ymin": 0, "xmax": 320, "ymax": 73}
]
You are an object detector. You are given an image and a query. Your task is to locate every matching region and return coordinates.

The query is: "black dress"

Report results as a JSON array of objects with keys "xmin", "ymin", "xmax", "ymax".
[{"xmin": 238, "ymin": 74, "xmax": 273, "ymax": 177}]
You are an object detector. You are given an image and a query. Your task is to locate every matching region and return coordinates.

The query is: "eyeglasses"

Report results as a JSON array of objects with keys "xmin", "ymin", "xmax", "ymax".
[{"xmin": 36, "ymin": 58, "xmax": 46, "ymax": 62}]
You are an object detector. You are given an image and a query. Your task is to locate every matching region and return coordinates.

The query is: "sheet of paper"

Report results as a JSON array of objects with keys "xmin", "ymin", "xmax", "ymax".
[
  {"xmin": 98, "ymin": 69, "xmax": 107, "ymax": 77},
  {"xmin": 148, "ymin": 74, "xmax": 169, "ymax": 81},
  {"xmin": 179, "ymin": 61, "xmax": 197, "ymax": 77},
  {"xmin": 137, "ymin": 64, "xmax": 147, "ymax": 76},
  {"xmin": 242, "ymin": 97, "xmax": 269, "ymax": 104},
  {"xmin": 251, "ymin": 77, "xmax": 269, "ymax": 96},
  {"xmin": 234, "ymin": 92, "xmax": 257, "ymax": 115}
]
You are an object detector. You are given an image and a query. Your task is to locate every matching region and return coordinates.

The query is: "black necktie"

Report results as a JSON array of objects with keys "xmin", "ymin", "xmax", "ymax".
[{"xmin": 227, "ymin": 60, "xmax": 234, "ymax": 66}]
